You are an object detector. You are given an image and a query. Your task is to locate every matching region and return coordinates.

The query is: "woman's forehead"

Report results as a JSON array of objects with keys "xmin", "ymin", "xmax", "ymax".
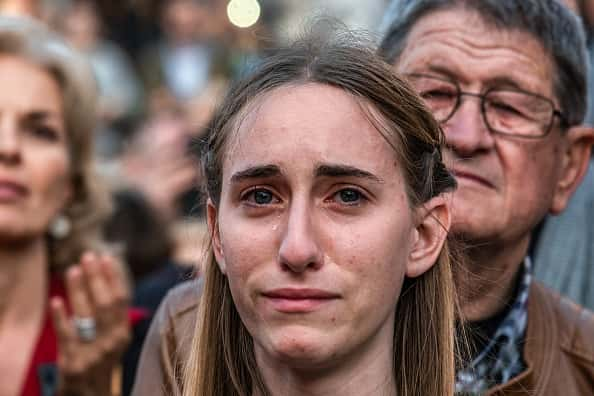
[{"xmin": 222, "ymin": 84, "xmax": 400, "ymax": 179}]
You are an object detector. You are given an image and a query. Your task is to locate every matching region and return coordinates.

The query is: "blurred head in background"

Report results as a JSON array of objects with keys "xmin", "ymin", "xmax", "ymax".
[{"xmin": 0, "ymin": 15, "xmax": 110, "ymax": 271}]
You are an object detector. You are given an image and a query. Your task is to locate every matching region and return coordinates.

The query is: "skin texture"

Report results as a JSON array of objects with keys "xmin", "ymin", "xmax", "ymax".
[
  {"xmin": 0, "ymin": 55, "xmax": 129, "ymax": 396},
  {"xmin": 207, "ymin": 83, "xmax": 450, "ymax": 395},
  {"xmin": 394, "ymin": 9, "xmax": 594, "ymax": 320}
]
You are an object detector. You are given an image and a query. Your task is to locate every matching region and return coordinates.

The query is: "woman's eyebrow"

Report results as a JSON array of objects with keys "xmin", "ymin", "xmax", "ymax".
[
  {"xmin": 230, "ymin": 164, "xmax": 282, "ymax": 183},
  {"xmin": 23, "ymin": 110, "xmax": 59, "ymax": 122},
  {"xmin": 229, "ymin": 163, "xmax": 384, "ymax": 184},
  {"xmin": 315, "ymin": 164, "xmax": 384, "ymax": 183}
]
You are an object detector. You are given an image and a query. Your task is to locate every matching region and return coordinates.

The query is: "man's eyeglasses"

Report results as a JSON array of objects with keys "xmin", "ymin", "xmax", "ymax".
[{"xmin": 405, "ymin": 73, "xmax": 568, "ymax": 138}]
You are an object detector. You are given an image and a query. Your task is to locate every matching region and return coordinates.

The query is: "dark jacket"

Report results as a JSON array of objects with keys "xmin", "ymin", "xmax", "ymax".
[{"xmin": 131, "ymin": 280, "xmax": 594, "ymax": 396}]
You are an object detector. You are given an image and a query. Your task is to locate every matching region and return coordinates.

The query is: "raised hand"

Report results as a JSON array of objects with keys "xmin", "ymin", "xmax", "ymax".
[{"xmin": 50, "ymin": 252, "xmax": 130, "ymax": 396}]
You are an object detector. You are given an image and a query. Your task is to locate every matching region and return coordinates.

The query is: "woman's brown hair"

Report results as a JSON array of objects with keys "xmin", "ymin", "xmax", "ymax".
[
  {"xmin": 183, "ymin": 30, "xmax": 459, "ymax": 396},
  {"xmin": 0, "ymin": 16, "xmax": 112, "ymax": 272}
]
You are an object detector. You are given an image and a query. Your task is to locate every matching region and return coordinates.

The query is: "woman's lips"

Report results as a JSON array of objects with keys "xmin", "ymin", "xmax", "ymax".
[
  {"xmin": 262, "ymin": 288, "xmax": 340, "ymax": 313},
  {"xmin": 0, "ymin": 180, "xmax": 28, "ymax": 201}
]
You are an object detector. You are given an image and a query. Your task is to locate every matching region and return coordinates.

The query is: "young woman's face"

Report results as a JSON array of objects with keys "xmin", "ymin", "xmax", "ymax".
[
  {"xmin": 210, "ymin": 83, "xmax": 424, "ymax": 370},
  {"xmin": 0, "ymin": 55, "xmax": 71, "ymax": 242}
]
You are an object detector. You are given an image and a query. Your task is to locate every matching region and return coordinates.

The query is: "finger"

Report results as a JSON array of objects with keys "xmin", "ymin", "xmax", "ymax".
[
  {"xmin": 65, "ymin": 264, "xmax": 94, "ymax": 319},
  {"xmin": 82, "ymin": 255, "xmax": 121, "ymax": 333},
  {"xmin": 100, "ymin": 255, "xmax": 129, "ymax": 305},
  {"xmin": 52, "ymin": 297, "xmax": 96, "ymax": 394},
  {"xmin": 82, "ymin": 252, "xmax": 112, "ymax": 315},
  {"xmin": 97, "ymin": 256, "xmax": 132, "ymax": 358},
  {"xmin": 96, "ymin": 255, "xmax": 129, "ymax": 329},
  {"xmin": 49, "ymin": 297, "xmax": 76, "ymax": 362},
  {"xmin": 100, "ymin": 257, "xmax": 130, "ymax": 326}
]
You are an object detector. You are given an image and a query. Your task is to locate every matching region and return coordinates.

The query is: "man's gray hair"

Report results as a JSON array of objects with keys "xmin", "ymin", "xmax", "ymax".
[{"xmin": 379, "ymin": 0, "xmax": 589, "ymax": 127}]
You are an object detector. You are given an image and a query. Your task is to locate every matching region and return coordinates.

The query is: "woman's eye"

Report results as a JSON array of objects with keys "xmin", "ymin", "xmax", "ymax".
[
  {"xmin": 254, "ymin": 190, "xmax": 273, "ymax": 204},
  {"xmin": 333, "ymin": 188, "xmax": 364, "ymax": 205},
  {"xmin": 242, "ymin": 188, "xmax": 278, "ymax": 206},
  {"xmin": 30, "ymin": 125, "xmax": 59, "ymax": 141}
]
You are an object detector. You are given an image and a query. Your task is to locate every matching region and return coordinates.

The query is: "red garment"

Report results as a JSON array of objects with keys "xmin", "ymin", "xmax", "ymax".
[
  {"xmin": 19, "ymin": 277, "xmax": 148, "ymax": 396},
  {"xmin": 20, "ymin": 276, "xmax": 65, "ymax": 396}
]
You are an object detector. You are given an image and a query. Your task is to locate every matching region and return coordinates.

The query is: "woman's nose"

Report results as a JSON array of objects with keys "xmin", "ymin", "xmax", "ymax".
[
  {"xmin": 278, "ymin": 200, "xmax": 323, "ymax": 273},
  {"xmin": 0, "ymin": 118, "xmax": 22, "ymax": 164}
]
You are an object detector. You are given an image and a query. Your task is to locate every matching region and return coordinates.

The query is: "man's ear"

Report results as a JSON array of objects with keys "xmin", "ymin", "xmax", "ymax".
[
  {"xmin": 551, "ymin": 126, "xmax": 594, "ymax": 214},
  {"xmin": 207, "ymin": 199, "xmax": 226, "ymax": 274},
  {"xmin": 406, "ymin": 194, "xmax": 451, "ymax": 278}
]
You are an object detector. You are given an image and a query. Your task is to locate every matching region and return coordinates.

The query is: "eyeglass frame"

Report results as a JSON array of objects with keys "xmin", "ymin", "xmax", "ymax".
[{"xmin": 405, "ymin": 73, "xmax": 569, "ymax": 138}]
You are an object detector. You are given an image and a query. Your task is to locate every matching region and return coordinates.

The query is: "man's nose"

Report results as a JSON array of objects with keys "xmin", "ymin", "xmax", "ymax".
[
  {"xmin": 443, "ymin": 96, "xmax": 495, "ymax": 157},
  {"xmin": 278, "ymin": 199, "xmax": 323, "ymax": 273},
  {"xmin": 0, "ymin": 118, "xmax": 22, "ymax": 164}
]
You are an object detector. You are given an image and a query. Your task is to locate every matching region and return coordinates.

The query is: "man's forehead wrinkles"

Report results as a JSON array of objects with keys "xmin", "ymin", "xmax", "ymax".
[
  {"xmin": 407, "ymin": 19, "xmax": 546, "ymax": 63},
  {"xmin": 399, "ymin": 15, "xmax": 552, "ymax": 96}
]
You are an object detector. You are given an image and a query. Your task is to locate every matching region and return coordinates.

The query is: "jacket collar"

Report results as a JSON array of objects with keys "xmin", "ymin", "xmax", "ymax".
[{"xmin": 485, "ymin": 282, "xmax": 559, "ymax": 395}]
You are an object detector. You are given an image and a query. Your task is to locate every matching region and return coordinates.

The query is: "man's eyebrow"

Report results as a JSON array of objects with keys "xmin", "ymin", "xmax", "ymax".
[
  {"xmin": 424, "ymin": 65, "xmax": 459, "ymax": 81},
  {"xmin": 230, "ymin": 164, "xmax": 282, "ymax": 183},
  {"xmin": 484, "ymin": 76, "xmax": 532, "ymax": 92},
  {"xmin": 422, "ymin": 66, "xmax": 534, "ymax": 93},
  {"xmin": 315, "ymin": 164, "xmax": 384, "ymax": 183}
]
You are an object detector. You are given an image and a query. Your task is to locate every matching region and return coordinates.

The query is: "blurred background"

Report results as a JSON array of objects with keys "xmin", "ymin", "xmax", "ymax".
[
  {"xmin": 0, "ymin": 0, "xmax": 389, "ymax": 276},
  {"xmin": 0, "ymin": 2, "xmax": 388, "ymax": 392}
]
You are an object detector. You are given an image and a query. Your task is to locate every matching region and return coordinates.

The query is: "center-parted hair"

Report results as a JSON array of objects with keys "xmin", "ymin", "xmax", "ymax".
[{"xmin": 183, "ymin": 30, "xmax": 459, "ymax": 396}]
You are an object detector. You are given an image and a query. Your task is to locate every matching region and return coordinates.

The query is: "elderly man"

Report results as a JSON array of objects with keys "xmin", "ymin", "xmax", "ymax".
[
  {"xmin": 532, "ymin": 0, "xmax": 594, "ymax": 310},
  {"xmin": 379, "ymin": 0, "xmax": 594, "ymax": 394}
]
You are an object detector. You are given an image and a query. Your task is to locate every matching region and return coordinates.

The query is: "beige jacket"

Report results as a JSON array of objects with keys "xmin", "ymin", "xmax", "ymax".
[{"xmin": 131, "ymin": 280, "xmax": 594, "ymax": 396}]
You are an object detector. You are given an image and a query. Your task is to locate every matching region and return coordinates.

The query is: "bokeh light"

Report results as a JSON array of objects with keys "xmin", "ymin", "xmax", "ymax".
[{"xmin": 227, "ymin": 0, "xmax": 261, "ymax": 28}]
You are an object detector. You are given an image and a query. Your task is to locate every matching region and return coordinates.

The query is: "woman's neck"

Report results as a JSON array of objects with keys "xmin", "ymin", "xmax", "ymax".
[
  {"xmin": 254, "ymin": 322, "xmax": 397, "ymax": 396},
  {"xmin": 0, "ymin": 238, "xmax": 48, "ymax": 327}
]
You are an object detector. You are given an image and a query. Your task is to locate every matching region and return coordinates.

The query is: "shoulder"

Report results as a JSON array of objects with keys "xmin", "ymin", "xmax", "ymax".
[
  {"xmin": 141, "ymin": 278, "xmax": 203, "ymax": 368},
  {"xmin": 162, "ymin": 279, "xmax": 202, "ymax": 314},
  {"xmin": 531, "ymin": 282, "xmax": 594, "ymax": 365},
  {"xmin": 131, "ymin": 279, "xmax": 202, "ymax": 396},
  {"xmin": 155, "ymin": 279, "xmax": 203, "ymax": 338}
]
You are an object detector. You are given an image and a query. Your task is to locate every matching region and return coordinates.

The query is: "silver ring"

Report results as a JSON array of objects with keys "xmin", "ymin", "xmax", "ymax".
[{"xmin": 73, "ymin": 316, "xmax": 97, "ymax": 342}]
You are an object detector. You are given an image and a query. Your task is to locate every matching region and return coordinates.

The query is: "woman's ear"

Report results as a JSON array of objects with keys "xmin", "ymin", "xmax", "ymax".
[
  {"xmin": 207, "ymin": 199, "xmax": 226, "ymax": 274},
  {"xmin": 406, "ymin": 194, "xmax": 451, "ymax": 278}
]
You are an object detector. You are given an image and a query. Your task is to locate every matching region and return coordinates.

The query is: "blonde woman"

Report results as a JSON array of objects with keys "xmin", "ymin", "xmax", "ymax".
[
  {"xmin": 0, "ymin": 17, "xmax": 131, "ymax": 396},
  {"xmin": 134, "ymin": 34, "xmax": 460, "ymax": 396}
]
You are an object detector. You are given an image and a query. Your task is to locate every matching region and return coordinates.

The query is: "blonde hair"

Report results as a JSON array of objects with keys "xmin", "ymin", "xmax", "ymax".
[
  {"xmin": 0, "ymin": 16, "xmax": 111, "ymax": 272},
  {"xmin": 183, "ymin": 33, "xmax": 459, "ymax": 396}
]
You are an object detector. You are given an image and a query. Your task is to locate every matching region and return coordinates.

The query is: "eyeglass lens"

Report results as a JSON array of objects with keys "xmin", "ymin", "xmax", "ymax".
[{"xmin": 407, "ymin": 75, "xmax": 554, "ymax": 137}]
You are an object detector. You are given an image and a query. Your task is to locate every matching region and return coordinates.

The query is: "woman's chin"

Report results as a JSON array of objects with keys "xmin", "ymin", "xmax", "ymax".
[
  {"xmin": 0, "ymin": 213, "xmax": 47, "ymax": 243},
  {"xmin": 0, "ymin": 227, "xmax": 38, "ymax": 245},
  {"xmin": 258, "ymin": 326, "xmax": 342, "ymax": 369}
]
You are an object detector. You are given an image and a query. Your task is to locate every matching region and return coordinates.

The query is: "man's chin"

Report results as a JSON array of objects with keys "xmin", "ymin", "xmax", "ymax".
[{"xmin": 450, "ymin": 219, "xmax": 500, "ymax": 245}]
